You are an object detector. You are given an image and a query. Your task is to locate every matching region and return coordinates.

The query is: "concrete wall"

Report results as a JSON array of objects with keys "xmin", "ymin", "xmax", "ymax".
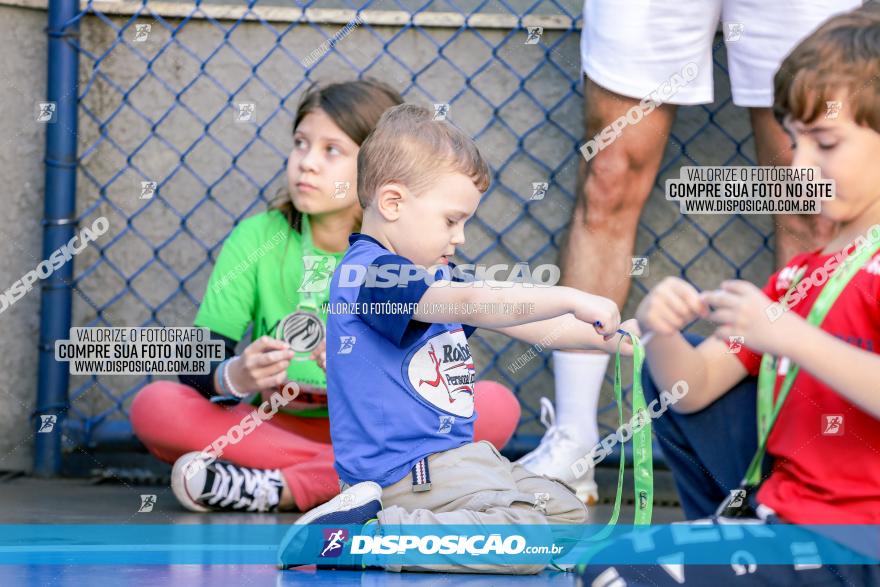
[
  {"xmin": 0, "ymin": 1, "xmax": 773, "ymax": 470},
  {"xmin": 0, "ymin": 4, "xmax": 50, "ymax": 472}
]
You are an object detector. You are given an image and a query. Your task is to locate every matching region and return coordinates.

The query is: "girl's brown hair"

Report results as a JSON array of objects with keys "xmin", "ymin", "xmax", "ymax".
[{"xmin": 270, "ymin": 79, "xmax": 404, "ymax": 232}]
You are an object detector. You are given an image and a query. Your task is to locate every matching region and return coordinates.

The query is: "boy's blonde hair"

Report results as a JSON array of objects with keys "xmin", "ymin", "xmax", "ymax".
[
  {"xmin": 356, "ymin": 104, "xmax": 491, "ymax": 208},
  {"xmin": 774, "ymin": 4, "xmax": 880, "ymax": 131}
]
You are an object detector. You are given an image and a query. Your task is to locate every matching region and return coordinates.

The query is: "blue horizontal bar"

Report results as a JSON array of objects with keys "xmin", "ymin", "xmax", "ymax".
[{"xmin": 0, "ymin": 524, "xmax": 875, "ymax": 566}]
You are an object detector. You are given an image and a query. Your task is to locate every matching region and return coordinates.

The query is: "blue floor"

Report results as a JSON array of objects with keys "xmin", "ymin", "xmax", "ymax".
[
  {"xmin": 0, "ymin": 476, "xmax": 682, "ymax": 585},
  {"xmin": 0, "ymin": 566, "xmax": 577, "ymax": 586}
]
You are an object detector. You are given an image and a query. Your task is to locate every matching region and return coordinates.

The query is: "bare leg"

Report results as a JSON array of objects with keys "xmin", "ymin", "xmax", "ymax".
[
  {"xmin": 559, "ymin": 79, "xmax": 677, "ymax": 336},
  {"xmin": 519, "ymin": 79, "xmax": 677, "ymax": 498},
  {"xmin": 561, "ymin": 79, "xmax": 678, "ymax": 309},
  {"xmin": 750, "ymin": 107, "xmax": 837, "ymax": 266}
]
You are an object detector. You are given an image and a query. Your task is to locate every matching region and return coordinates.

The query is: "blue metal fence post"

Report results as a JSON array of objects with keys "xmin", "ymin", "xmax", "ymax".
[{"xmin": 33, "ymin": 0, "xmax": 81, "ymax": 477}]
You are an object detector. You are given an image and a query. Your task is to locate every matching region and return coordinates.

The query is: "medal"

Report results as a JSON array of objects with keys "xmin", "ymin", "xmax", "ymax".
[
  {"xmin": 277, "ymin": 214, "xmax": 336, "ymax": 362},
  {"xmin": 275, "ymin": 310, "xmax": 325, "ymax": 360}
]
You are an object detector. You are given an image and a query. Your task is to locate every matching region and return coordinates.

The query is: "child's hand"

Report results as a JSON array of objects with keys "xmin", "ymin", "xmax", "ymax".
[
  {"xmin": 310, "ymin": 339, "xmax": 327, "ymax": 372},
  {"xmin": 573, "ymin": 293, "xmax": 621, "ymax": 339},
  {"xmin": 597, "ymin": 318, "xmax": 641, "ymax": 355},
  {"xmin": 636, "ymin": 276, "xmax": 708, "ymax": 335},
  {"xmin": 702, "ymin": 280, "xmax": 787, "ymax": 356},
  {"xmin": 229, "ymin": 336, "xmax": 295, "ymax": 392}
]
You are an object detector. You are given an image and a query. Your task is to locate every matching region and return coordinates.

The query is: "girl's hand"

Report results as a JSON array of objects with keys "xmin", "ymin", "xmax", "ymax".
[
  {"xmin": 636, "ymin": 276, "xmax": 708, "ymax": 336},
  {"xmin": 702, "ymin": 280, "xmax": 788, "ymax": 356},
  {"xmin": 310, "ymin": 339, "xmax": 327, "ymax": 372},
  {"xmin": 227, "ymin": 336, "xmax": 294, "ymax": 393},
  {"xmin": 573, "ymin": 293, "xmax": 621, "ymax": 339}
]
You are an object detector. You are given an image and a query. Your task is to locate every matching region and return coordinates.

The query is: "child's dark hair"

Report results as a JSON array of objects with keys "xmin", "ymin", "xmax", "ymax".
[
  {"xmin": 774, "ymin": 3, "xmax": 880, "ymax": 131},
  {"xmin": 271, "ymin": 79, "xmax": 404, "ymax": 231}
]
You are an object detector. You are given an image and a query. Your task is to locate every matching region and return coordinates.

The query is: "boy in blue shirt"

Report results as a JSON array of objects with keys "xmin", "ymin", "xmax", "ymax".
[{"xmin": 282, "ymin": 103, "xmax": 637, "ymax": 574}]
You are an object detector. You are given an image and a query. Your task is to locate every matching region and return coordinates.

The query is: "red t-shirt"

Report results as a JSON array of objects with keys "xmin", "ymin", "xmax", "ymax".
[{"xmin": 734, "ymin": 246, "xmax": 880, "ymax": 524}]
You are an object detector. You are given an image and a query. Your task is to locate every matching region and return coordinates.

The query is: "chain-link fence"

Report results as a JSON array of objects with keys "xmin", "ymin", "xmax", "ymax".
[{"xmin": 55, "ymin": 1, "xmax": 773, "ymax": 454}]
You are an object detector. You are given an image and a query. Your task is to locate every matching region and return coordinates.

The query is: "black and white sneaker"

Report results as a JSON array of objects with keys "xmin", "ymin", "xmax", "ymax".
[
  {"xmin": 171, "ymin": 451, "xmax": 286, "ymax": 513},
  {"xmin": 277, "ymin": 481, "xmax": 383, "ymax": 570}
]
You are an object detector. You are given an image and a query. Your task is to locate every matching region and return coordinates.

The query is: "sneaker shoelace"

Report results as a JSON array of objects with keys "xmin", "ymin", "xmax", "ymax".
[{"xmin": 203, "ymin": 462, "xmax": 284, "ymax": 512}]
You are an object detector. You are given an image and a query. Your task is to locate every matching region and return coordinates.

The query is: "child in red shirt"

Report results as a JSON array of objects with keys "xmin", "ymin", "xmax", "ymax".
[
  {"xmin": 580, "ymin": 4, "xmax": 880, "ymax": 585},
  {"xmin": 636, "ymin": 3, "xmax": 880, "ymax": 527}
]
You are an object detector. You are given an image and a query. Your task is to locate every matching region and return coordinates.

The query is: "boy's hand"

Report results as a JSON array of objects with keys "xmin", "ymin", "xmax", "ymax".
[
  {"xmin": 702, "ymin": 280, "xmax": 788, "ymax": 356},
  {"xmin": 636, "ymin": 276, "xmax": 708, "ymax": 335},
  {"xmin": 597, "ymin": 318, "xmax": 641, "ymax": 356},
  {"xmin": 573, "ymin": 293, "xmax": 621, "ymax": 339}
]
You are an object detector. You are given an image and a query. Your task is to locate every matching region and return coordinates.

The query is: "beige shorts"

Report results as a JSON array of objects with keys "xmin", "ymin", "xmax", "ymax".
[{"xmin": 358, "ymin": 440, "xmax": 589, "ymax": 574}]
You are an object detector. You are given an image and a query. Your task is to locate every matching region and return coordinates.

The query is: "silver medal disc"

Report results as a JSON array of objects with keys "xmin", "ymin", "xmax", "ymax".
[{"xmin": 275, "ymin": 310, "xmax": 325, "ymax": 353}]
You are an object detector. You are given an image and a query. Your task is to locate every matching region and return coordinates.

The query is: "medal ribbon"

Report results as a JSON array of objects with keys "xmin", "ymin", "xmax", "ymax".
[
  {"xmin": 297, "ymin": 213, "xmax": 323, "ymax": 313},
  {"xmin": 573, "ymin": 331, "xmax": 651, "ymax": 570}
]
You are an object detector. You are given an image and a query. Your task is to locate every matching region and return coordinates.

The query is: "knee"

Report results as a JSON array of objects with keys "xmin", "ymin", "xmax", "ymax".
[
  {"xmin": 642, "ymin": 334, "xmax": 703, "ymax": 409},
  {"xmin": 474, "ymin": 380, "xmax": 520, "ymax": 419},
  {"xmin": 578, "ymin": 149, "xmax": 655, "ymax": 227},
  {"xmin": 473, "ymin": 381, "xmax": 521, "ymax": 449},
  {"xmin": 550, "ymin": 489, "xmax": 590, "ymax": 525},
  {"xmin": 130, "ymin": 381, "xmax": 196, "ymax": 437}
]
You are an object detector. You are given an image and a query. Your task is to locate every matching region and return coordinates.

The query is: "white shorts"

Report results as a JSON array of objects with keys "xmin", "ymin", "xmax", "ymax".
[{"xmin": 580, "ymin": 0, "xmax": 862, "ymax": 107}]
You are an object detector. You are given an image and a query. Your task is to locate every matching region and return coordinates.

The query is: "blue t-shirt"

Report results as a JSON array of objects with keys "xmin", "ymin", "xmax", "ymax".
[{"xmin": 326, "ymin": 233, "xmax": 478, "ymax": 487}]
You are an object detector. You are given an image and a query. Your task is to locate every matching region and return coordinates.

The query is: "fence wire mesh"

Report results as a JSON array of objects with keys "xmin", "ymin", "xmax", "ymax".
[{"xmin": 60, "ymin": 1, "xmax": 773, "ymax": 450}]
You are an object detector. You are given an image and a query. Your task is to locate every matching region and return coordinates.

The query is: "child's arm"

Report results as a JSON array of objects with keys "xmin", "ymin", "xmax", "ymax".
[
  {"xmin": 414, "ymin": 280, "xmax": 621, "ymax": 337},
  {"xmin": 486, "ymin": 315, "xmax": 641, "ymax": 354},
  {"xmin": 636, "ymin": 277, "xmax": 750, "ymax": 413},
  {"xmin": 705, "ymin": 280, "xmax": 880, "ymax": 420}
]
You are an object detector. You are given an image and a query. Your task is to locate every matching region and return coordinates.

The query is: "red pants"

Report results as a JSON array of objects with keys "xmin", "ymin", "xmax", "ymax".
[{"xmin": 130, "ymin": 380, "xmax": 521, "ymax": 511}]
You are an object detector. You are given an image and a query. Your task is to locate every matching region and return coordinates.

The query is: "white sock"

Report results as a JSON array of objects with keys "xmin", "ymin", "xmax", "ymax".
[{"xmin": 551, "ymin": 350, "xmax": 610, "ymax": 446}]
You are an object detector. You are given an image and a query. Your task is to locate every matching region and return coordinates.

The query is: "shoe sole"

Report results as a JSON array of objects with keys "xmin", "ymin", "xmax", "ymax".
[
  {"xmin": 278, "ymin": 482, "xmax": 382, "ymax": 570},
  {"xmin": 171, "ymin": 451, "xmax": 211, "ymax": 513},
  {"xmin": 295, "ymin": 481, "xmax": 382, "ymax": 526}
]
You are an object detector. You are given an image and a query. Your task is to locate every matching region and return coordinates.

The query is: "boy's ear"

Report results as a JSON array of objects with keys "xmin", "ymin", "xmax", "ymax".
[{"xmin": 375, "ymin": 182, "xmax": 406, "ymax": 221}]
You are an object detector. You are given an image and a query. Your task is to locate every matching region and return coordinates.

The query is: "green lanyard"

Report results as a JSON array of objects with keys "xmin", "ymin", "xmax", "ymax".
[
  {"xmin": 297, "ymin": 214, "xmax": 333, "ymax": 313},
  {"xmin": 608, "ymin": 332, "xmax": 653, "ymax": 527},
  {"xmin": 743, "ymin": 236, "xmax": 880, "ymax": 487},
  {"xmin": 277, "ymin": 214, "xmax": 337, "ymax": 363},
  {"xmin": 571, "ymin": 333, "xmax": 651, "ymax": 570}
]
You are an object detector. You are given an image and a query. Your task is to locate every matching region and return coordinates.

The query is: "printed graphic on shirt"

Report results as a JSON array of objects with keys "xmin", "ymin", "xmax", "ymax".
[
  {"xmin": 405, "ymin": 329, "xmax": 475, "ymax": 418},
  {"xmin": 774, "ymin": 264, "xmax": 807, "ymax": 291}
]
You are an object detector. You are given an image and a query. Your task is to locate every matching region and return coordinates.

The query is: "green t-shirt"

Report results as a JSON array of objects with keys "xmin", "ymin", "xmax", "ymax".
[{"xmin": 194, "ymin": 209, "xmax": 344, "ymax": 417}]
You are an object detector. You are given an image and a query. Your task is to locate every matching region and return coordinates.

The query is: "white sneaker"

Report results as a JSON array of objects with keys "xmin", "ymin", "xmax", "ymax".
[
  {"xmin": 171, "ymin": 451, "xmax": 286, "ymax": 513},
  {"xmin": 517, "ymin": 397, "xmax": 599, "ymax": 505},
  {"xmin": 277, "ymin": 481, "xmax": 383, "ymax": 570}
]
